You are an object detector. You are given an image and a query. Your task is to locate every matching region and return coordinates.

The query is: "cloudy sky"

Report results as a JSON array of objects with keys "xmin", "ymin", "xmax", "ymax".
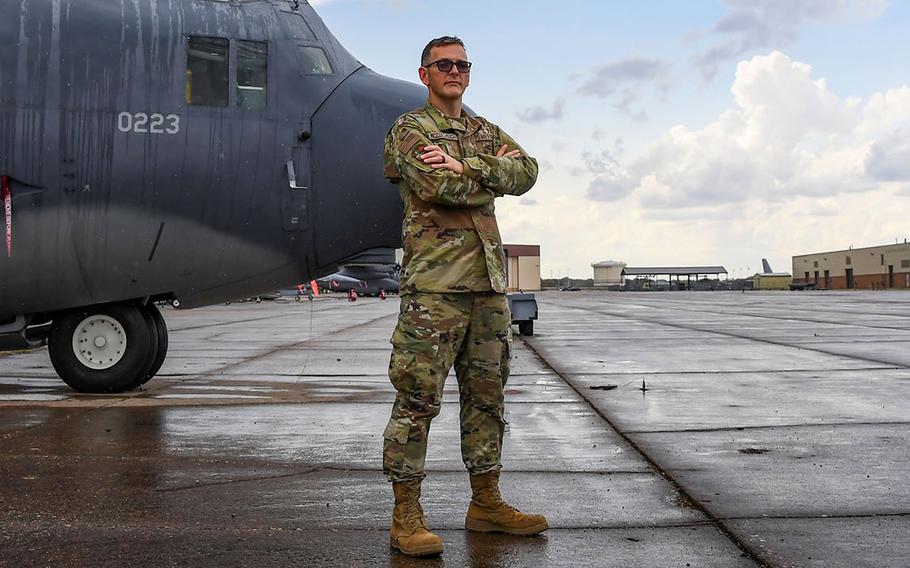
[{"xmin": 313, "ymin": 0, "xmax": 910, "ymax": 279}]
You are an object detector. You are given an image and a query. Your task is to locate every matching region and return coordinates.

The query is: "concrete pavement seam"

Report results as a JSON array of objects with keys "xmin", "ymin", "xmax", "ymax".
[
  {"xmin": 133, "ymin": 311, "xmax": 398, "ymax": 398},
  {"xmin": 165, "ymin": 301, "xmax": 372, "ymax": 332},
  {"xmin": 718, "ymin": 512, "xmax": 910, "ymax": 521},
  {"xmin": 558, "ymin": 295, "xmax": 910, "ymax": 332},
  {"xmin": 0, "ymin": 311, "xmax": 397, "ymax": 438},
  {"xmin": 519, "ymin": 335, "xmax": 773, "ymax": 568},
  {"xmin": 542, "ymin": 300, "xmax": 909, "ymax": 370},
  {"xmin": 625, "ymin": 420, "xmax": 910, "ymax": 434},
  {"xmin": 557, "ymin": 366, "xmax": 901, "ymax": 376}
]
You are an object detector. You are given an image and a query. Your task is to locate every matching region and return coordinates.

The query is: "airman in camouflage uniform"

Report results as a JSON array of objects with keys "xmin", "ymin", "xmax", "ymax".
[{"xmin": 382, "ymin": 36, "xmax": 548, "ymax": 557}]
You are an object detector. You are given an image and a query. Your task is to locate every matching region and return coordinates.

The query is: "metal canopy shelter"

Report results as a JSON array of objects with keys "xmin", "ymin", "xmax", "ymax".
[{"xmin": 622, "ymin": 266, "xmax": 728, "ymax": 290}]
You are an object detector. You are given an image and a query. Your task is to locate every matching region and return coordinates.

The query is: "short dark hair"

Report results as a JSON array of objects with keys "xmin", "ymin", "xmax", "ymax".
[{"xmin": 421, "ymin": 36, "xmax": 465, "ymax": 66}]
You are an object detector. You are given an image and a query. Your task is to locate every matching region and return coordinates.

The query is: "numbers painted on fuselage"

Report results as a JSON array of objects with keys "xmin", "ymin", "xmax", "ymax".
[{"xmin": 117, "ymin": 112, "xmax": 180, "ymax": 135}]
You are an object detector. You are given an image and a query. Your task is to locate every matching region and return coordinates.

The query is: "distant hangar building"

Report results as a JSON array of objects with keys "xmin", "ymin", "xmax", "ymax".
[
  {"xmin": 753, "ymin": 272, "xmax": 792, "ymax": 290},
  {"xmin": 792, "ymin": 242, "xmax": 910, "ymax": 289},
  {"xmin": 504, "ymin": 244, "xmax": 541, "ymax": 291},
  {"xmin": 592, "ymin": 260, "xmax": 627, "ymax": 286},
  {"xmin": 753, "ymin": 259, "xmax": 792, "ymax": 290}
]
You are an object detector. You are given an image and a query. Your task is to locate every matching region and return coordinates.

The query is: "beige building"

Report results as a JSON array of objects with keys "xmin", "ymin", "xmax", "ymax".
[
  {"xmin": 792, "ymin": 242, "xmax": 910, "ymax": 289},
  {"xmin": 504, "ymin": 244, "xmax": 541, "ymax": 291},
  {"xmin": 592, "ymin": 260, "xmax": 627, "ymax": 286},
  {"xmin": 753, "ymin": 274, "xmax": 792, "ymax": 290}
]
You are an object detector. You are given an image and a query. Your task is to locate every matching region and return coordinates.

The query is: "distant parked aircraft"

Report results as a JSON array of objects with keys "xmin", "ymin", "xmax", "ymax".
[{"xmin": 316, "ymin": 248, "xmax": 399, "ymax": 297}]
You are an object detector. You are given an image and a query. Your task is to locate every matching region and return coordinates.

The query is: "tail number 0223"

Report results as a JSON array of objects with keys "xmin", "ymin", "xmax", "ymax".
[{"xmin": 117, "ymin": 112, "xmax": 180, "ymax": 135}]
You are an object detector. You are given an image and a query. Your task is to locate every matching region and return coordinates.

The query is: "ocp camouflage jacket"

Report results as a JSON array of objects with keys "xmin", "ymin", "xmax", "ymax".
[{"xmin": 383, "ymin": 102, "xmax": 538, "ymax": 294}]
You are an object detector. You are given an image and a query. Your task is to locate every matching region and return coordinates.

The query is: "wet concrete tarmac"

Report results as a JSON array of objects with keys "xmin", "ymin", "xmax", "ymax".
[{"xmin": 1, "ymin": 291, "xmax": 908, "ymax": 567}]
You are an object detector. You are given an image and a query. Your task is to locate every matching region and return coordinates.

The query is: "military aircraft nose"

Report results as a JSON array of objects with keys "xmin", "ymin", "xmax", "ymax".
[{"xmin": 309, "ymin": 68, "xmax": 426, "ymax": 273}]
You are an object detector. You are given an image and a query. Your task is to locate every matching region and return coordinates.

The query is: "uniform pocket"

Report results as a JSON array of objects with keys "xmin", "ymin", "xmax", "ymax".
[
  {"xmin": 391, "ymin": 319, "xmax": 440, "ymax": 359},
  {"xmin": 474, "ymin": 137, "xmax": 494, "ymax": 156},
  {"xmin": 383, "ymin": 419, "xmax": 411, "ymax": 445}
]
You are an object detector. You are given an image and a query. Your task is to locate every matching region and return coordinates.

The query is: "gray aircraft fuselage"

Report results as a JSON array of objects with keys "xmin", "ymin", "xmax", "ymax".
[{"xmin": 0, "ymin": 0, "xmax": 424, "ymax": 322}]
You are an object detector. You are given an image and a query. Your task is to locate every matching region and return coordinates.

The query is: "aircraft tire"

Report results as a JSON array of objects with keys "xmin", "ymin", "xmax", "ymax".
[
  {"xmin": 136, "ymin": 302, "xmax": 168, "ymax": 386},
  {"xmin": 48, "ymin": 303, "xmax": 159, "ymax": 393},
  {"xmin": 518, "ymin": 320, "xmax": 534, "ymax": 336}
]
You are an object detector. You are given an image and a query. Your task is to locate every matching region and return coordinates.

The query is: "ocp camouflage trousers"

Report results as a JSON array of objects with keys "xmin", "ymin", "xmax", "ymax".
[{"xmin": 383, "ymin": 292, "xmax": 511, "ymax": 482}]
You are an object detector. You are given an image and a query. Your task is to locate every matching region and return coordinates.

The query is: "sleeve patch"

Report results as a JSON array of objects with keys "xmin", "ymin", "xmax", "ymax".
[{"xmin": 398, "ymin": 131, "xmax": 423, "ymax": 156}]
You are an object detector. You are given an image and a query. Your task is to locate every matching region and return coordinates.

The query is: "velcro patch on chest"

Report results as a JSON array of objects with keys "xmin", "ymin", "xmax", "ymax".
[{"xmin": 428, "ymin": 131, "xmax": 460, "ymax": 142}]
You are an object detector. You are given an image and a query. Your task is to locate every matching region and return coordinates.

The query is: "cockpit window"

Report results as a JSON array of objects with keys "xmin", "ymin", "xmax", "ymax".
[
  {"xmin": 281, "ymin": 10, "xmax": 317, "ymax": 41},
  {"xmin": 298, "ymin": 46, "xmax": 333, "ymax": 75},
  {"xmin": 237, "ymin": 41, "xmax": 268, "ymax": 111},
  {"xmin": 186, "ymin": 36, "xmax": 229, "ymax": 107}
]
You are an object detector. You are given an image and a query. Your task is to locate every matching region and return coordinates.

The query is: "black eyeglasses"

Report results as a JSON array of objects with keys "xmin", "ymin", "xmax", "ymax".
[{"xmin": 424, "ymin": 59, "xmax": 472, "ymax": 73}]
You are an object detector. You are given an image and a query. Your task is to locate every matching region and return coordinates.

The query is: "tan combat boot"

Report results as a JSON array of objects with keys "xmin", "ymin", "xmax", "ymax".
[
  {"xmin": 465, "ymin": 471, "xmax": 549, "ymax": 535},
  {"xmin": 390, "ymin": 479, "xmax": 444, "ymax": 556}
]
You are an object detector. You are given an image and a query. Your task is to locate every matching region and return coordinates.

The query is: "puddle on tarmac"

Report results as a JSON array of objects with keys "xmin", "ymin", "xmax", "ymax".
[
  {"xmin": 153, "ymin": 394, "xmax": 271, "ymax": 400},
  {"xmin": 0, "ymin": 378, "xmax": 62, "ymax": 387},
  {"xmin": 0, "ymin": 394, "xmax": 70, "ymax": 401},
  {"xmin": 172, "ymin": 385, "xmax": 285, "ymax": 393}
]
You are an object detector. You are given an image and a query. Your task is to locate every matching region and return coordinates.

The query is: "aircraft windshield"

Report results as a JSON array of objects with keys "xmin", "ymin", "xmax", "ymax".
[
  {"xmin": 299, "ymin": 46, "xmax": 332, "ymax": 75},
  {"xmin": 281, "ymin": 10, "xmax": 317, "ymax": 41}
]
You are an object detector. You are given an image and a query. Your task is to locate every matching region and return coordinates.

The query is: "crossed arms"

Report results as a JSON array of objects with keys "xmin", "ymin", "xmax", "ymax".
[{"xmin": 385, "ymin": 117, "xmax": 539, "ymax": 208}]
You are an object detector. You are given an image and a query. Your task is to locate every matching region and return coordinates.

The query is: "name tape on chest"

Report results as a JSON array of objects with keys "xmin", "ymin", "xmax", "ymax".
[{"xmin": 428, "ymin": 131, "xmax": 460, "ymax": 142}]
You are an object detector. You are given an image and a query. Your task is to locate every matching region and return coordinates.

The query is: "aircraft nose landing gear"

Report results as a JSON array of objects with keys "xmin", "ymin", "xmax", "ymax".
[{"xmin": 48, "ymin": 302, "xmax": 169, "ymax": 393}]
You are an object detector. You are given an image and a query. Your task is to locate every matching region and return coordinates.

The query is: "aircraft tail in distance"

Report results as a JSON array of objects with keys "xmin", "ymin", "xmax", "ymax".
[{"xmin": 762, "ymin": 258, "xmax": 773, "ymax": 274}]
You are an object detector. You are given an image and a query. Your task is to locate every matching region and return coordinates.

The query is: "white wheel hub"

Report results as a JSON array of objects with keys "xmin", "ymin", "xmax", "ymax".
[{"xmin": 72, "ymin": 314, "xmax": 127, "ymax": 370}]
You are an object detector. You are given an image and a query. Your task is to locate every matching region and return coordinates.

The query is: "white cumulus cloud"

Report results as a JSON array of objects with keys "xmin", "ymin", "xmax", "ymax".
[
  {"xmin": 609, "ymin": 51, "xmax": 910, "ymax": 210},
  {"xmin": 865, "ymin": 128, "xmax": 910, "ymax": 181}
]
